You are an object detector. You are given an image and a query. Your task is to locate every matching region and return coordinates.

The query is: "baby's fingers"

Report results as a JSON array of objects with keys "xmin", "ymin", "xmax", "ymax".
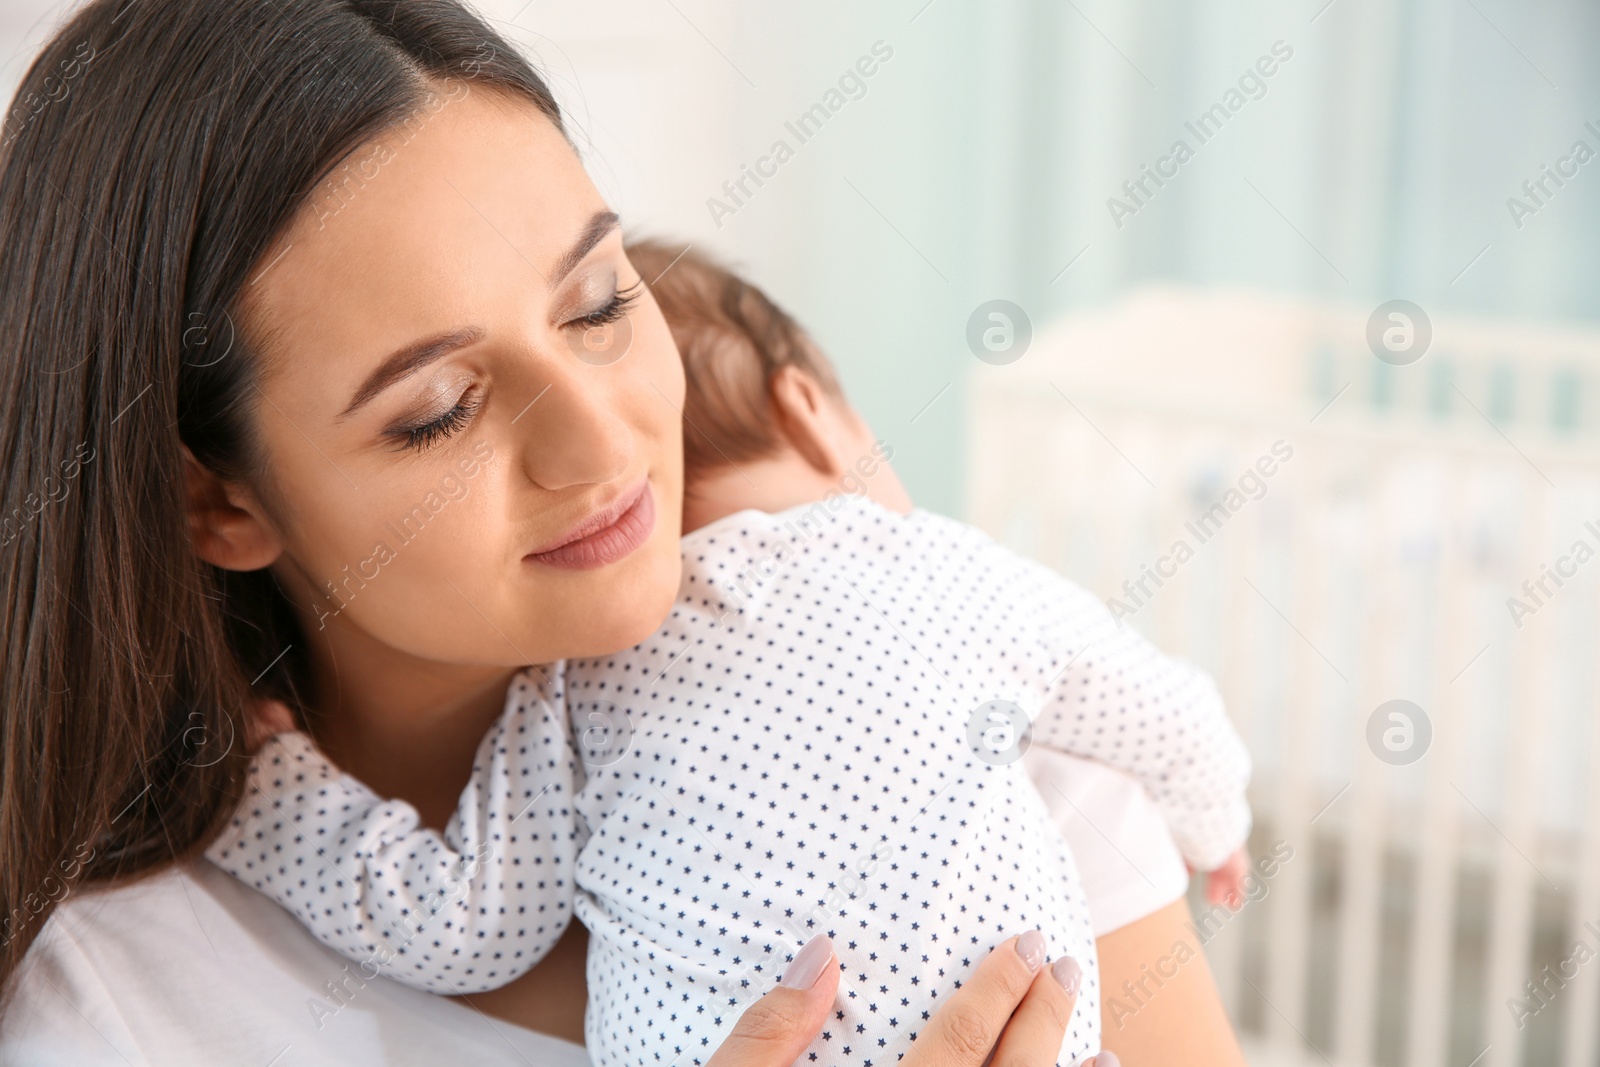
[
  {"xmin": 1205, "ymin": 848, "xmax": 1251, "ymax": 908},
  {"xmin": 245, "ymin": 699, "xmax": 297, "ymax": 753}
]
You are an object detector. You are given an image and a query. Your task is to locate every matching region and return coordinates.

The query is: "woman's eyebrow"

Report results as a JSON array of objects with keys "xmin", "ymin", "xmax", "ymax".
[
  {"xmin": 339, "ymin": 210, "xmax": 620, "ymax": 419},
  {"xmin": 549, "ymin": 209, "xmax": 620, "ymax": 285},
  {"xmin": 340, "ymin": 326, "xmax": 485, "ymax": 418}
]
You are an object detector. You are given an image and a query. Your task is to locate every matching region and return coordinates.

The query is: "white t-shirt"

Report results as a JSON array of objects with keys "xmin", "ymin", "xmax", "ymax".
[
  {"xmin": 0, "ymin": 758, "xmax": 1185, "ymax": 1066},
  {"xmin": 0, "ymin": 858, "xmax": 592, "ymax": 1067},
  {"xmin": 1023, "ymin": 749, "xmax": 1190, "ymax": 937}
]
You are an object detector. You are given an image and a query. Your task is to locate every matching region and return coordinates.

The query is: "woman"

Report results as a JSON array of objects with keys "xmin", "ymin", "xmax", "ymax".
[{"xmin": 0, "ymin": 0, "xmax": 1240, "ymax": 1063}]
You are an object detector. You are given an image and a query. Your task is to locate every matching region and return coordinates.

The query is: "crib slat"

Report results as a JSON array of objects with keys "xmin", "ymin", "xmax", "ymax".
[
  {"xmin": 1483, "ymin": 482, "xmax": 1553, "ymax": 1067},
  {"xmin": 1562, "ymin": 524, "xmax": 1600, "ymax": 1067},
  {"xmin": 1089, "ymin": 420, "xmax": 1130, "ymax": 608},
  {"xmin": 1206, "ymin": 442, "xmax": 1261, "ymax": 1019},
  {"xmin": 1153, "ymin": 443, "xmax": 1190, "ymax": 661},
  {"xmin": 1217, "ymin": 437, "xmax": 1263, "ymax": 743},
  {"xmin": 1263, "ymin": 461, "xmax": 1324, "ymax": 1051},
  {"xmin": 974, "ymin": 373, "xmax": 1589, "ymax": 1067},
  {"xmin": 1405, "ymin": 461, "xmax": 1470, "ymax": 1067},
  {"xmin": 1333, "ymin": 457, "xmax": 1397, "ymax": 1063}
]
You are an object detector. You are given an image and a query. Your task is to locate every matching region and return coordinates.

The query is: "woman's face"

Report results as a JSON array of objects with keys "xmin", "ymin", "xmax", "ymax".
[{"xmin": 237, "ymin": 84, "xmax": 685, "ymax": 669}]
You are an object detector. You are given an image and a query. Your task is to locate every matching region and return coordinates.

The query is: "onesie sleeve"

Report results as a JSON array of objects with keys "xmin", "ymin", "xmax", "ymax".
[
  {"xmin": 1011, "ymin": 559, "xmax": 1252, "ymax": 872},
  {"xmin": 203, "ymin": 669, "xmax": 581, "ymax": 994}
]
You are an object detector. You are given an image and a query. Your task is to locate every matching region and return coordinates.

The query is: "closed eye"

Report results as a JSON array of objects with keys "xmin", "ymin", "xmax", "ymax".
[
  {"xmin": 387, "ymin": 387, "xmax": 482, "ymax": 452},
  {"xmin": 569, "ymin": 279, "xmax": 643, "ymax": 329}
]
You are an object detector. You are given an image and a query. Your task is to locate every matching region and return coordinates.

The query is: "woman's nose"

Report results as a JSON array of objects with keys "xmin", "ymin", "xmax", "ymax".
[{"xmin": 510, "ymin": 364, "xmax": 632, "ymax": 491}]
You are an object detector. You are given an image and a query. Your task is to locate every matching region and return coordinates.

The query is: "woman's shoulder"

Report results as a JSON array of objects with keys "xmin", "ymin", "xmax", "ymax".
[{"xmin": 1, "ymin": 860, "xmax": 590, "ymax": 1067}]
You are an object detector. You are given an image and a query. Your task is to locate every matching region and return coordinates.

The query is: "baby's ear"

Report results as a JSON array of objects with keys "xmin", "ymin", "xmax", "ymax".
[{"xmin": 768, "ymin": 365, "xmax": 848, "ymax": 477}]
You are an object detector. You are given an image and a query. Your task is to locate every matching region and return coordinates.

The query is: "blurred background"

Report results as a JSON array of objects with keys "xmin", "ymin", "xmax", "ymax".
[{"xmin": 6, "ymin": 1, "xmax": 1600, "ymax": 1064}]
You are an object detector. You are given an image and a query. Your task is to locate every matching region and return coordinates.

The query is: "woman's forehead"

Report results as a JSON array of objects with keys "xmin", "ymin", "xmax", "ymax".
[{"xmin": 242, "ymin": 88, "xmax": 598, "ymax": 376}]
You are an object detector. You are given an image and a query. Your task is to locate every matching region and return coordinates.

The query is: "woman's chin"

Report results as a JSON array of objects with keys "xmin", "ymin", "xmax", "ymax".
[{"xmin": 547, "ymin": 548, "xmax": 683, "ymax": 661}]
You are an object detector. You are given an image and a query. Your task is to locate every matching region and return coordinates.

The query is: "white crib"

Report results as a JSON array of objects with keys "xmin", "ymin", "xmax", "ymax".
[{"xmin": 966, "ymin": 286, "xmax": 1600, "ymax": 1067}]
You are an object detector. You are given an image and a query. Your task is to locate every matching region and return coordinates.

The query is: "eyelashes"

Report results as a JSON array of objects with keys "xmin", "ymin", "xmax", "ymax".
[
  {"xmin": 386, "ymin": 279, "xmax": 644, "ymax": 454},
  {"xmin": 389, "ymin": 387, "xmax": 482, "ymax": 453},
  {"xmin": 571, "ymin": 279, "xmax": 643, "ymax": 329}
]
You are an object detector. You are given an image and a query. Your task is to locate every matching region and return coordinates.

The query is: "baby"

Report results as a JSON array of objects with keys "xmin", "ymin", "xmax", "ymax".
[{"xmin": 208, "ymin": 243, "xmax": 1252, "ymax": 1067}]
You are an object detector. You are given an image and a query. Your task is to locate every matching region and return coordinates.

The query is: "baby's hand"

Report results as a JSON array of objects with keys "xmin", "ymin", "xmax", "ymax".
[
  {"xmin": 245, "ymin": 698, "xmax": 298, "ymax": 753},
  {"xmin": 1194, "ymin": 847, "xmax": 1250, "ymax": 909}
]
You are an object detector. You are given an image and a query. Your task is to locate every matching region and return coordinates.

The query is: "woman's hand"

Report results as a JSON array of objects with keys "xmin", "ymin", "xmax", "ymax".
[
  {"xmin": 707, "ymin": 932, "xmax": 1118, "ymax": 1067},
  {"xmin": 703, "ymin": 934, "xmax": 840, "ymax": 1067}
]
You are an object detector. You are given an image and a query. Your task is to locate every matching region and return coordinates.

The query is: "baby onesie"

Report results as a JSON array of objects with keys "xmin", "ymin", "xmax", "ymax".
[{"xmin": 207, "ymin": 494, "xmax": 1251, "ymax": 1067}]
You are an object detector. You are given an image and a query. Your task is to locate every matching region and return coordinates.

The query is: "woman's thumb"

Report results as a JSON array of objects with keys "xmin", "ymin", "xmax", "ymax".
[{"xmin": 706, "ymin": 935, "xmax": 838, "ymax": 1067}]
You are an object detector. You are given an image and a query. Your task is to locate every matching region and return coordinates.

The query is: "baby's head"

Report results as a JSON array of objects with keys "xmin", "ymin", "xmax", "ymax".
[{"xmin": 626, "ymin": 240, "xmax": 911, "ymax": 533}]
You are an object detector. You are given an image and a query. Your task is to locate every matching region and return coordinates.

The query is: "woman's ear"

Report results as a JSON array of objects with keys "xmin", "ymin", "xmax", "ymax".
[
  {"xmin": 182, "ymin": 446, "xmax": 282, "ymax": 571},
  {"xmin": 768, "ymin": 365, "xmax": 849, "ymax": 478}
]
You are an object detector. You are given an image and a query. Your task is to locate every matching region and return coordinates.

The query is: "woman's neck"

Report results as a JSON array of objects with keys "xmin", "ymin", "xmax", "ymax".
[{"xmin": 303, "ymin": 628, "xmax": 521, "ymax": 829}]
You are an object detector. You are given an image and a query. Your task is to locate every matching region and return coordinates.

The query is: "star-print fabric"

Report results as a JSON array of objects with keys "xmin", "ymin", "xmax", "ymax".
[{"xmin": 208, "ymin": 494, "xmax": 1252, "ymax": 1067}]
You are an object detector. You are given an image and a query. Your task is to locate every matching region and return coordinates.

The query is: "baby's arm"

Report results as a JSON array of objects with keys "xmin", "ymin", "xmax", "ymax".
[
  {"xmin": 1008, "ymin": 559, "xmax": 1251, "ymax": 872},
  {"xmin": 205, "ymin": 672, "xmax": 581, "ymax": 994}
]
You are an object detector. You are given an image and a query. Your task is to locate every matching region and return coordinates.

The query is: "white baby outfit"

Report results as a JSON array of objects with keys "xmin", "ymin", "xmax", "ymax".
[{"xmin": 207, "ymin": 494, "xmax": 1251, "ymax": 1067}]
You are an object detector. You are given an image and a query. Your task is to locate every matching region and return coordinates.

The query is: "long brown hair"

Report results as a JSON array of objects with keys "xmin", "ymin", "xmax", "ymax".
[{"xmin": 0, "ymin": 0, "xmax": 564, "ymax": 1003}]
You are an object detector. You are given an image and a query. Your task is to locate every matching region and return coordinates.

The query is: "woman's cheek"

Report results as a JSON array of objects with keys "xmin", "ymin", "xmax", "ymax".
[
  {"xmin": 630, "ymin": 310, "xmax": 687, "ymax": 511},
  {"xmin": 640, "ymin": 306, "xmax": 686, "ymax": 411},
  {"xmin": 326, "ymin": 489, "xmax": 524, "ymax": 663}
]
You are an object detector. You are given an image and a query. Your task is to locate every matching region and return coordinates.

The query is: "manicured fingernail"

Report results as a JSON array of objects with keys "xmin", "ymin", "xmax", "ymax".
[
  {"xmin": 1093, "ymin": 1053, "xmax": 1120, "ymax": 1067},
  {"xmin": 778, "ymin": 934, "xmax": 834, "ymax": 989},
  {"xmin": 1052, "ymin": 955, "xmax": 1083, "ymax": 997},
  {"xmin": 1015, "ymin": 930, "xmax": 1046, "ymax": 971}
]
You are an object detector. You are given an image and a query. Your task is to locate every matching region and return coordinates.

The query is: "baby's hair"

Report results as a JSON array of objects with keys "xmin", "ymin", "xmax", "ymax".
[{"xmin": 626, "ymin": 240, "xmax": 843, "ymax": 480}]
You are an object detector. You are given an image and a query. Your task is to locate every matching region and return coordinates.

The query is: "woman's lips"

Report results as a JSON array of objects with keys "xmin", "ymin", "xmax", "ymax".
[{"xmin": 524, "ymin": 480, "xmax": 655, "ymax": 570}]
